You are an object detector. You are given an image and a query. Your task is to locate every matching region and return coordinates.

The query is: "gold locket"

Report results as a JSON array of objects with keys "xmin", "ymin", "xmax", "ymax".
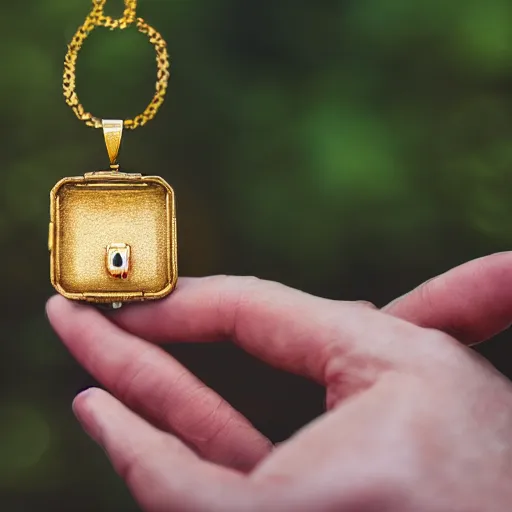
[{"xmin": 49, "ymin": 0, "xmax": 177, "ymax": 309}]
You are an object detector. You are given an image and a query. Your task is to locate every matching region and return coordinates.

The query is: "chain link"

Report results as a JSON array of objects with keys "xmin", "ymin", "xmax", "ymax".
[{"xmin": 63, "ymin": 0, "xmax": 170, "ymax": 130}]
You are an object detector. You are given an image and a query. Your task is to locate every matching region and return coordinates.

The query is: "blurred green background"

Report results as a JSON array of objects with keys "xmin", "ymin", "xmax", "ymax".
[{"xmin": 2, "ymin": 0, "xmax": 512, "ymax": 509}]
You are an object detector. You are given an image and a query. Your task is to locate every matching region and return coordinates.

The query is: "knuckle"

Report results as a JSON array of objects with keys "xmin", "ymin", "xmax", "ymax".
[
  {"xmin": 199, "ymin": 405, "xmax": 234, "ymax": 448},
  {"xmin": 419, "ymin": 328, "xmax": 464, "ymax": 361},
  {"xmin": 231, "ymin": 276, "xmax": 263, "ymax": 303},
  {"xmin": 220, "ymin": 276, "xmax": 265, "ymax": 339},
  {"xmin": 354, "ymin": 299, "xmax": 378, "ymax": 310},
  {"xmin": 161, "ymin": 382, "xmax": 230, "ymax": 446},
  {"xmin": 238, "ymin": 275, "xmax": 263, "ymax": 287},
  {"xmin": 204, "ymin": 274, "xmax": 261, "ymax": 288},
  {"xmin": 415, "ymin": 279, "xmax": 437, "ymax": 314},
  {"xmin": 407, "ymin": 327, "xmax": 480, "ymax": 379},
  {"xmin": 336, "ymin": 299, "xmax": 378, "ymax": 313},
  {"xmin": 157, "ymin": 370, "xmax": 193, "ymax": 425}
]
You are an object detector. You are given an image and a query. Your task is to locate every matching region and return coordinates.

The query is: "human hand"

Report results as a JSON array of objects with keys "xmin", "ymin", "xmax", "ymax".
[{"xmin": 47, "ymin": 253, "xmax": 512, "ymax": 511}]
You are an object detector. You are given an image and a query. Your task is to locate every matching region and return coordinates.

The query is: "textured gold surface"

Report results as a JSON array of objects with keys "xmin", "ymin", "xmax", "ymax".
[
  {"xmin": 50, "ymin": 172, "xmax": 177, "ymax": 303},
  {"xmin": 63, "ymin": 0, "xmax": 170, "ymax": 130}
]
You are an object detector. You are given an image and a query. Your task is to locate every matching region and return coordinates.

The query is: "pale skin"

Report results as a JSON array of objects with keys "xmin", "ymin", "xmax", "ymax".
[{"xmin": 47, "ymin": 252, "xmax": 512, "ymax": 512}]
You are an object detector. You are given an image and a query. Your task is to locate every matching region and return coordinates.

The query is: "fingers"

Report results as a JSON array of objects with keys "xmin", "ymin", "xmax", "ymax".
[
  {"xmin": 111, "ymin": 276, "xmax": 396, "ymax": 382},
  {"xmin": 384, "ymin": 252, "xmax": 512, "ymax": 345},
  {"xmin": 73, "ymin": 388, "xmax": 253, "ymax": 512},
  {"xmin": 47, "ymin": 296, "xmax": 272, "ymax": 471}
]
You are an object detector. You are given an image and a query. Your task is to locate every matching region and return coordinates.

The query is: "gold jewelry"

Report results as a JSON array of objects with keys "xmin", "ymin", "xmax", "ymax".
[
  {"xmin": 49, "ymin": 0, "xmax": 178, "ymax": 308},
  {"xmin": 63, "ymin": 0, "xmax": 170, "ymax": 130}
]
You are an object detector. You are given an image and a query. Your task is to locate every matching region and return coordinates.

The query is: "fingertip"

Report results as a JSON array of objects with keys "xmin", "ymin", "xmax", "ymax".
[
  {"xmin": 72, "ymin": 387, "xmax": 103, "ymax": 442},
  {"xmin": 45, "ymin": 294, "xmax": 65, "ymax": 321},
  {"xmin": 46, "ymin": 295, "xmax": 89, "ymax": 324},
  {"xmin": 47, "ymin": 296, "xmax": 104, "ymax": 352},
  {"xmin": 72, "ymin": 386, "xmax": 97, "ymax": 410}
]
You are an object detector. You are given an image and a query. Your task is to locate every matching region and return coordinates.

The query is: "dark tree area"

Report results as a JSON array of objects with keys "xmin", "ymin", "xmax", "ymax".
[{"xmin": 1, "ymin": 0, "xmax": 512, "ymax": 510}]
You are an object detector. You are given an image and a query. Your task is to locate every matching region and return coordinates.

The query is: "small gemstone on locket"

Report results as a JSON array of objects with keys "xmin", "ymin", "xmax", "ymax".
[{"xmin": 112, "ymin": 253, "xmax": 123, "ymax": 268}]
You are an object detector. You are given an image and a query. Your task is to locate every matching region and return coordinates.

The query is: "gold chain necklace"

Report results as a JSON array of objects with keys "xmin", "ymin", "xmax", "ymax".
[
  {"xmin": 49, "ymin": 0, "xmax": 178, "ymax": 309},
  {"xmin": 63, "ymin": 0, "xmax": 169, "ymax": 133}
]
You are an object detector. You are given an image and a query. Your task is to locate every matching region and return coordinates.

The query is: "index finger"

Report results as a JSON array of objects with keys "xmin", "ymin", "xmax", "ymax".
[{"xmin": 113, "ymin": 276, "xmax": 417, "ymax": 383}]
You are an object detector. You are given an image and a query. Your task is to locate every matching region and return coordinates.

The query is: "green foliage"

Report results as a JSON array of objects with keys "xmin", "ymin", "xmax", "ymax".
[{"xmin": 1, "ymin": 0, "xmax": 512, "ymax": 509}]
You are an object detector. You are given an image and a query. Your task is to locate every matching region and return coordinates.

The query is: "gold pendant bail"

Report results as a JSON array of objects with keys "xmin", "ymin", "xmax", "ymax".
[{"xmin": 102, "ymin": 119, "xmax": 124, "ymax": 168}]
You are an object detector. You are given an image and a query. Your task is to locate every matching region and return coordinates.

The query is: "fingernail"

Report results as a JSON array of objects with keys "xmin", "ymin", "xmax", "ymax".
[
  {"xmin": 72, "ymin": 388, "xmax": 93, "ymax": 418},
  {"xmin": 76, "ymin": 386, "xmax": 95, "ymax": 398},
  {"xmin": 45, "ymin": 295, "xmax": 59, "ymax": 320},
  {"xmin": 72, "ymin": 388, "xmax": 100, "ymax": 442}
]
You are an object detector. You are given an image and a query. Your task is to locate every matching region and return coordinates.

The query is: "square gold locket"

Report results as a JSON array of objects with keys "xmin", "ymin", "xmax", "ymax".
[{"xmin": 49, "ymin": 121, "xmax": 178, "ymax": 307}]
